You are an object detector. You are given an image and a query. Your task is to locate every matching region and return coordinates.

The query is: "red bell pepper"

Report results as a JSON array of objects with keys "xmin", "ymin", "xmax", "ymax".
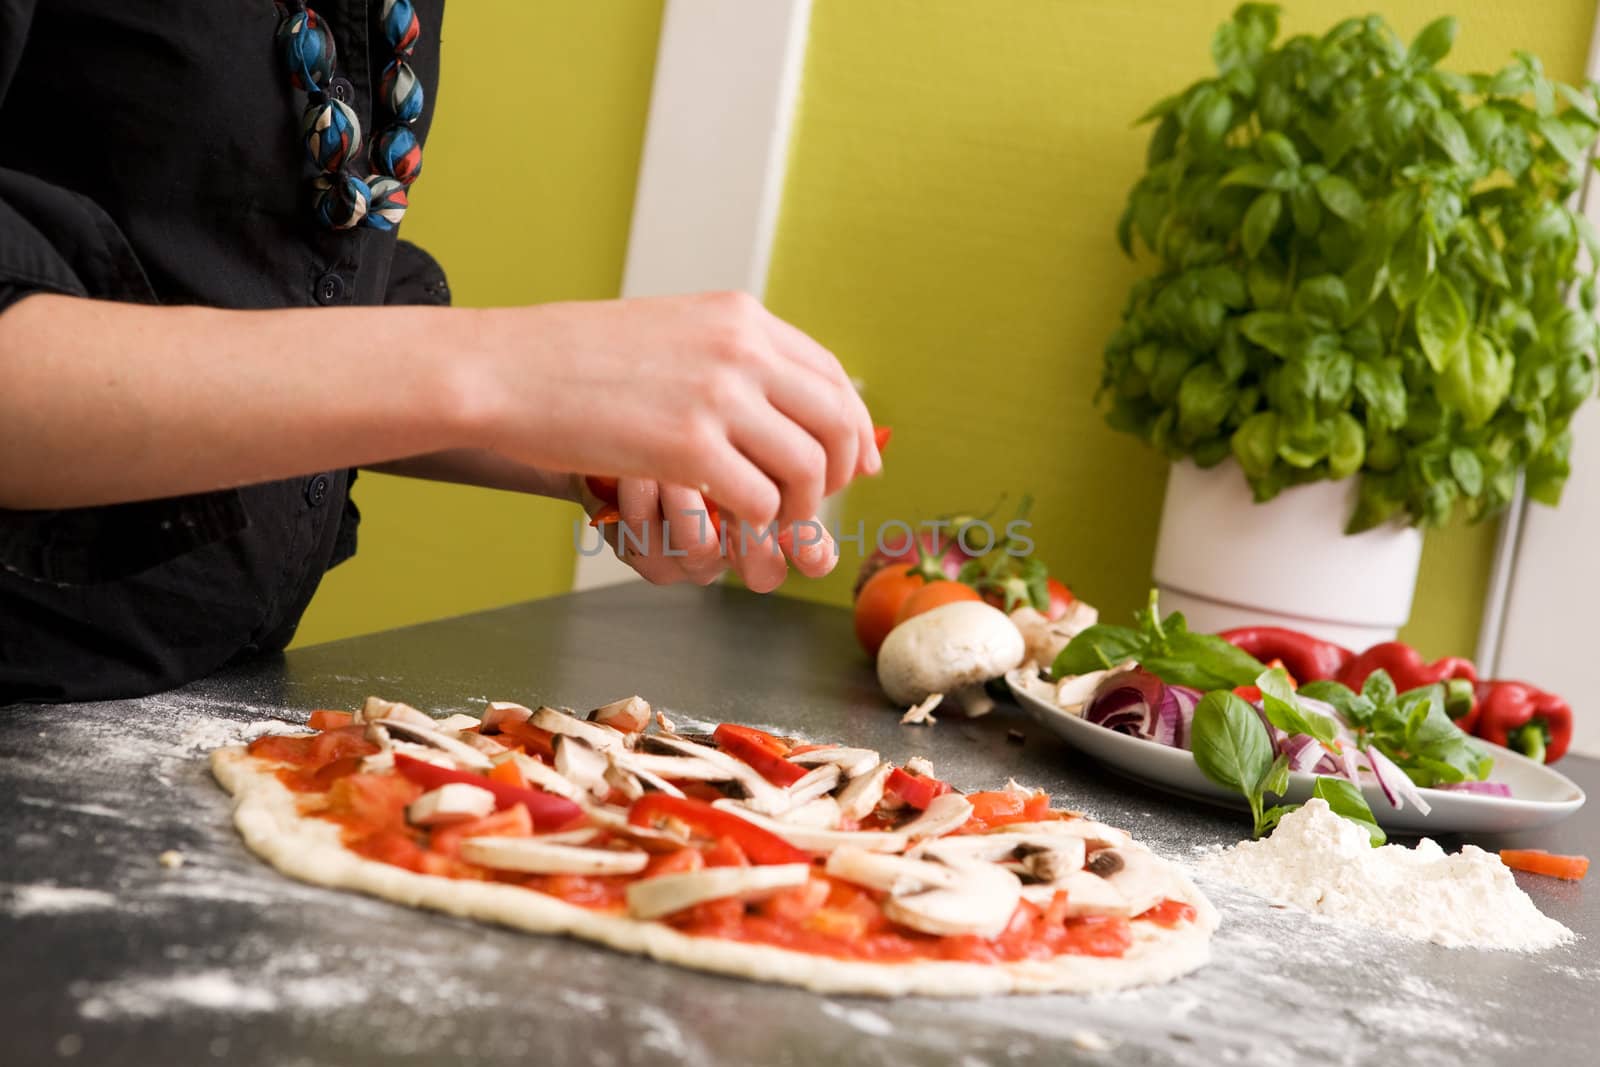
[
  {"xmin": 712, "ymin": 723, "xmax": 808, "ymax": 786},
  {"xmin": 392, "ymin": 753, "xmax": 583, "ymax": 831},
  {"xmin": 627, "ymin": 794, "xmax": 811, "ymax": 865},
  {"xmin": 1219, "ymin": 627, "xmax": 1353, "ymax": 683},
  {"xmin": 1472, "ymin": 681, "xmax": 1573, "ymax": 764},
  {"xmin": 885, "ymin": 767, "xmax": 953, "ymax": 810}
]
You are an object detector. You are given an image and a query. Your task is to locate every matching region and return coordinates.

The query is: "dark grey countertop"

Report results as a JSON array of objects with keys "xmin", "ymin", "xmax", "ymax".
[{"xmin": 2, "ymin": 583, "xmax": 1596, "ymax": 1066}]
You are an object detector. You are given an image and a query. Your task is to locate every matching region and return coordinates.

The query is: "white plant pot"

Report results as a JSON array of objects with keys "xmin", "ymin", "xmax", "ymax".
[{"xmin": 1151, "ymin": 459, "xmax": 1423, "ymax": 650}]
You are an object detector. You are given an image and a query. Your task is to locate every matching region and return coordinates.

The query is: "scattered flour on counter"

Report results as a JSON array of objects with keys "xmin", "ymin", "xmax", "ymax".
[
  {"xmin": 1199, "ymin": 799, "xmax": 1573, "ymax": 951},
  {"xmin": 8, "ymin": 884, "xmax": 118, "ymax": 916},
  {"xmin": 820, "ymin": 1000, "xmax": 895, "ymax": 1036},
  {"xmin": 75, "ymin": 971, "xmax": 278, "ymax": 1019}
]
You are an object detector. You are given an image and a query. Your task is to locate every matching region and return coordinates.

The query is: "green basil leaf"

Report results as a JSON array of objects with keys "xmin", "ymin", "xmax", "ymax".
[
  {"xmin": 1329, "ymin": 412, "xmax": 1366, "ymax": 479},
  {"xmin": 1423, "ymin": 108, "xmax": 1474, "ymax": 165},
  {"xmin": 1192, "ymin": 691, "xmax": 1276, "ymax": 798},
  {"xmin": 1165, "ymin": 631, "xmax": 1271, "ymax": 688},
  {"xmin": 1257, "ymin": 667, "xmax": 1342, "ymax": 745},
  {"xmin": 1449, "ymin": 447, "xmax": 1484, "ymax": 495},
  {"xmin": 1243, "ymin": 191, "xmax": 1283, "ymax": 258},
  {"xmin": 1387, "ymin": 225, "xmax": 1435, "ymax": 307},
  {"xmin": 1052, "ymin": 625, "xmax": 1145, "ymax": 678},
  {"xmin": 1240, "ymin": 311, "xmax": 1309, "ymax": 357},
  {"xmin": 1417, "ymin": 277, "xmax": 1469, "ymax": 374},
  {"xmin": 1408, "ymin": 15, "xmax": 1457, "ymax": 68},
  {"xmin": 1256, "ymin": 802, "xmax": 1300, "ymax": 838},
  {"xmin": 1232, "ymin": 411, "xmax": 1281, "ymax": 479},
  {"xmin": 1314, "ymin": 175, "xmax": 1366, "ymax": 221},
  {"xmin": 1298, "ymin": 679, "xmax": 1376, "ymax": 728},
  {"xmin": 1437, "ymin": 332, "xmax": 1513, "ymax": 428},
  {"xmin": 1361, "ymin": 669, "xmax": 1399, "ymax": 709},
  {"xmin": 1312, "ymin": 777, "xmax": 1386, "ymax": 846}
]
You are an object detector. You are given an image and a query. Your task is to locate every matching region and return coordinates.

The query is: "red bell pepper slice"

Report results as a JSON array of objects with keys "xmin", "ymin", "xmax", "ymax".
[
  {"xmin": 627, "ymin": 794, "xmax": 811, "ymax": 865},
  {"xmin": 1499, "ymin": 849, "xmax": 1588, "ymax": 880},
  {"xmin": 874, "ymin": 426, "xmax": 893, "ymax": 452},
  {"xmin": 712, "ymin": 723, "xmax": 807, "ymax": 786},
  {"xmin": 393, "ymin": 753, "xmax": 583, "ymax": 831},
  {"xmin": 885, "ymin": 767, "xmax": 953, "ymax": 810}
]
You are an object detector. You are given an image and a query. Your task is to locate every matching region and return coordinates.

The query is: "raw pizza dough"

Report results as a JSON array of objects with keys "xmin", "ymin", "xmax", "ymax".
[{"xmin": 213, "ymin": 745, "xmax": 1218, "ymax": 997}]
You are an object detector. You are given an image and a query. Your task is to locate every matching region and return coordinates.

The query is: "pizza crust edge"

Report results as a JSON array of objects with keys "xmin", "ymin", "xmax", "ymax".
[{"xmin": 212, "ymin": 745, "xmax": 1218, "ymax": 997}]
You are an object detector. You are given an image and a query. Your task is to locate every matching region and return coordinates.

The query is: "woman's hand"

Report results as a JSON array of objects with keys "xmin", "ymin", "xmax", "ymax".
[
  {"xmin": 581, "ymin": 476, "xmax": 838, "ymax": 592},
  {"xmin": 467, "ymin": 291, "xmax": 881, "ymax": 533}
]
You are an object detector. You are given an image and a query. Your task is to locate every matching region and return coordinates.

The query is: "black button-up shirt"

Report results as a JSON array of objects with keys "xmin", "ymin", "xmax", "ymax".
[{"xmin": 0, "ymin": 0, "xmax": 448, "ymax": 703}]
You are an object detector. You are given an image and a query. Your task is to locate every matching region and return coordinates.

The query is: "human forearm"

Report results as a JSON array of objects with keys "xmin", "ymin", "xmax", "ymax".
[
  {"xmin": 367, "ymin": 450, "xmax": 577, "ymax": 501},
  {"xmin": 0, "ymin": 294, "xmax": 485, "ymax": 509}
]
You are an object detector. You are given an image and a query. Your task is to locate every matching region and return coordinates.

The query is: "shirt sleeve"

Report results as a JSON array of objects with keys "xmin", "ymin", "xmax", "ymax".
[{"xmin": 0, "ymin": 0, "xmax": 249, "ymax": 585}]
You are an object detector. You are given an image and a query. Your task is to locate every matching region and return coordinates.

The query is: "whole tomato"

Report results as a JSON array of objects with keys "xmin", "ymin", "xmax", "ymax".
[
  {"xmin": 854, "ymin": 565, "xmax": 928, "ymax": 658},
  {"xmin": 894, "ymin": 581, "xmax": 982, "ymax": 626}
]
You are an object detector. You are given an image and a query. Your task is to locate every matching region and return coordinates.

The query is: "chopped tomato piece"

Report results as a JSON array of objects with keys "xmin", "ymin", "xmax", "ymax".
[
  {"xmin": 676, "ymin": 895, "xmax": 746, "ymax": 934},
  {"xmin": 306, "ymin": 755, "xmax": 366, "ymax": 792},
  {"xmin": 392, "ymin": 753, "xmax": 582, "ymax": 831},
  {"xmin": 351, "ymin": 829, "xmax": 429, "ymax": 872},
  {"xmin": 1137, "ymin": 898, "xmax": 1198, "ymax": 928},
  {"xmin": 885, "ymin": 767, "xmax": 953, "ymax": 810},
  {"xmin": 534, "ymin": 873, "xmax": 629, "ymax": 909},
  {"xmin": 1500, "ymin": 849, "xmax": 1589, "ymax": 880},
  {"xmin": 495, "ymin": 720, "xmax": 556, "ymax": 760},
  {"xmin": 713, "ymin": 723, "xmax": 807, "ymax": 786},
  {"xmin": 967, "ymin": 790, "xmax": 1026, "ymax": 824},
  {"xmin": 1233, "ymin": 685, "xmax": 1263, "ymax": 702},
  {"xmin": 487, "ymin": 758, "xmax": 528, "ymax": 790},
  {"xmin": 1060, "ymin": 914, "xmax": 1134, "ymax": 957},
  {"xmin": 627, "ymin": 794, "xmax": 810, "ymax": 865},
  {"xmin": 704, "ymin": 835, "xmax": 750, "ymax": 868},
  {"xmin": 755, "ymin": 878, "xmax": 829, "ymax": 924},
  {"xmin": 429, "ymin": 805, "xmax": 534, "ymax": 859},
  {"xmin": 644, "ymin": 848, "xmax": 706, "ymax": 877},
  {"xmin": 326, "ymin": 772, "xmax": 423, "ymax": 828},
  {"xmin": 307, "ymin": 709, "xmax": 354, "ymax": 731}
]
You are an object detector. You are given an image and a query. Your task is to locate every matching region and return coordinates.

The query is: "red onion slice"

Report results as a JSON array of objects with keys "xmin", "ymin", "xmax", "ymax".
[
  {"xmin": 1363, "ymin": 745, "xmax": 1433, "ymax": 815},
  {"xmin": 1433, "ymin": 780, "xmax": 1513, "ymax": 798}
]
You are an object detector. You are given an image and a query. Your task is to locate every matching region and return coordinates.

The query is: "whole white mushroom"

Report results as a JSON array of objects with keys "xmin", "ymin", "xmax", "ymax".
[{"xmin": 876, "ymin": 601, "xmax": 1026, "ymax": 718}]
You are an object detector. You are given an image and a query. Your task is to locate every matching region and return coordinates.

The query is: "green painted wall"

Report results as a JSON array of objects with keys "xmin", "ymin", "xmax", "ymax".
[
  {"xmin": 765, "ymin": 0, "xmax": 1596, "ymax": 658},
  {"xmin": 292, "ymin": 1, "xmax": 664, "ymax": 647}
]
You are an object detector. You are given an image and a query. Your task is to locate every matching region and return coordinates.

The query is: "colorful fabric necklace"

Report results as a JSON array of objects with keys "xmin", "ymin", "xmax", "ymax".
[{"xmin": 275, "ymin": 1, "xmax": 424, "ymax": 231}]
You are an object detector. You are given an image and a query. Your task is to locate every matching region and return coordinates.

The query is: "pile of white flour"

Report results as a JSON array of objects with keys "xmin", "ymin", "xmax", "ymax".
[{"xmin": 1199, "ymin": 799, "xmax": 1573, "ymax": 951}]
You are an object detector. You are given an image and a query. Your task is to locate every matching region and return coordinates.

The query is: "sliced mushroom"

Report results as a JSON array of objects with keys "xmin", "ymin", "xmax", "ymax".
[
  {"xmin": 991, "ymin": 818, "xmax": 1132, "ymax": 852},
  {"xmin": 532, "ymin": 706, "xmax": 627, "ymax": 753},
  {"xmin": 710, "ymin": 800, "xmax": 909, "ymax": 855},
  {"xmin": 916, "ymin": 832, "xmax": 1085, "ymax": 873},
  {"xmin": 1011, "ymin": 839, "xmax": 1088, "ymax": 883},
  {"xmin": 603, "ymin": 763, "xmax": 644, "ymax": 803},
  {"xmin": 784, "ymin": 764, "xmax": 842, "ymax": 807},
  {"xmin": 582, "ymin": 803, "xmax": 690, "ymax": 849},
  {"xmin": 407, "ymin": 783, "xmax": 497, "ymax": 827},
  {"xmin": 900, "ymin": 693, "xmax": 942, "ymax": 725},
  {"xmin": 654, "ymin": 710, "xmax": 678, "ymax": 734},
  {"xmin": 826, "ymin": 846, "xmax": 1021, "ymax": 939},
  {"xmin": 456, "ymin": 731, "xmax": 511, "ymax": 756},
  {"xmin": 787, "ymin": 746, "xmax": 880, "ymax": 779},
  {"xmin": 434, "ymin": 713, "xmax": 483, "ymax": 733},
  {"xmin": 359, "ymin": 696, "xmax": 435, "ymax": 727},
  {"xmin": 897, "ymin": 792, "xmax": 973, "ymax": 841},
  {"xmin": 459, "ymin": 836, "xmax": 648, "ymax": 876},
  {"xmin": 498, "ymin": 751, "xmax": 581, "ymax": 801},
  {"xmin": 1049, "ymin": 869, "xmax": 1134, "ymax": 917},
  {"xmin": 554, "ymin": 735, "xmax": 611, "ymax": 799},
  {"xmin": 589, "ymin": 695, "xmax": 652, "ymax": 734},
  {"xmin": 611, "ymin": 750, "xmax": 729, "ymax": 782},
  {"xmin": 1053, "ymin": 665, "xmax": 1132, "ymax": 714},
  {"xmin": 1082, "ymin": 846, "xmax": 1180, "ymax": 917},
  {"xmin": 777, "ymin": 795, "xmax": 843, "ymax": 829},
  {"xmin": 642, "ymin": 735, "xmax": 788, "ymax": 814},
  {"xmin": 605, "ymin": 752, "xmax": 686, "ymax": 799},
  {"xmin": 482, "ymin": 701, "xmax": 534, "ymax": 731},
  {"xmin": 904, "ymin": 756, "xmax": 937, "ymax": 778},
  {"xmin": 373, "ymin": 717, "xmax": 495, "ymax": 771},
  {"xmin": 837, "ymin": 761, "xmax": 894, "ymax": 821},
  {"xmin": 625, "ymin": 863, "xmax": 811, "ymax": 920}
]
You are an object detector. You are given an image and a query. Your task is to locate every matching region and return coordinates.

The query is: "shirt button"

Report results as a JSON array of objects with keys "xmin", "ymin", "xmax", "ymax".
[
  {"xmin": 329, "ymin": 77, "xmax": 355, "ymax": 103},
  {"xmin": 315, "ymin": 272, "xmax": 345, "ymax": 305},
  {"xmin": 304, "ymin": 475, "xmax": 330, "ymax": 507}
]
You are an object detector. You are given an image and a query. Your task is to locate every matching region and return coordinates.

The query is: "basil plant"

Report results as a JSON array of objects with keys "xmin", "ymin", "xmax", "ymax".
[{"xmin": 1103, "ymin": 5, "xmax": 1600, "ymax": 530}]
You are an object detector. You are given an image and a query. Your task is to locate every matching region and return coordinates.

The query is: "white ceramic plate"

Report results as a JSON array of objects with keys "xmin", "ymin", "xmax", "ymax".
[{"xmin": 1006, "ymin": 671, "xmax": 1587, "ymax": 835}]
